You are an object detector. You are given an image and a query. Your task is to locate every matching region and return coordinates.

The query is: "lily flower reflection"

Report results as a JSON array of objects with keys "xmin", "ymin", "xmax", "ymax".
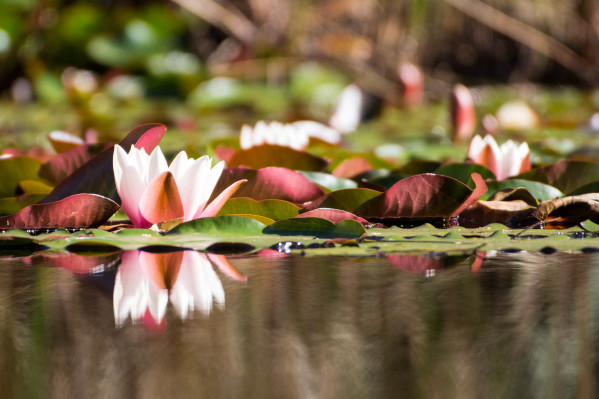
[
  {"xmin": 114, "ymin": 250, "xmax": 246, "ymax": 327},
  {"xmin": 113, "ymin": 145, "xmax": 246, "ymax": 228}
]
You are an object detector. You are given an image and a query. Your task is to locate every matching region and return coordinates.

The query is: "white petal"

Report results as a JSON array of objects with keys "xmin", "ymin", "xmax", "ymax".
[
  {"xmin": 146, "ymin": 146, "xmax": 169, "ymax": 183},
  {"xmin": 239, "ymin": 125, "xmax": 253, "ymax": 149}
]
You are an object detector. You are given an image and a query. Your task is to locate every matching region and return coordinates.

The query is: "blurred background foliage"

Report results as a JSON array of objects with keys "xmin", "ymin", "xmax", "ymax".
[{"xmin": 1, "ymin": 0, "xmax": 599, "ymax": 154}]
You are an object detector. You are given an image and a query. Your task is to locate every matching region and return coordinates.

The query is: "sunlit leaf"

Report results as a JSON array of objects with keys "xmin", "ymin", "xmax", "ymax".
[
  {"xmin": 0, "ymin": 193, "xmax": 119, "ymax": 229},
  {"xmin": 354, "ymin": 173, "xmax": 485, "ymax": 218},
  {"xmin": 228, "ymin": 144, "xmax": 328, "ymax": 171},
  {"xmin": 213, "ymin": 167, "xmax": 324, "ymax": 203},
  {"xmin": 481, "ymin": 179, "xmax": 563, "ymax": 201},
  {"xmin": 304, "ymin": 188, "xmax": 382, "ymax": 211},
  {"xmin": 0, "ymin": 156, "xmax": 46, "ymax": 198},
  {"xmin": 296, "ymin": 208, "xmax": 369, "ymax": 225},
  {"xmin": 217, "ymin": 197, "xmax": 301, "ymax": 220}
]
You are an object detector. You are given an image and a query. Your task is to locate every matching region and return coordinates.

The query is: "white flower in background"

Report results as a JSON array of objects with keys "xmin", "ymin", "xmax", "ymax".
[
  {"xmin": 240, "ymin": 121, "xmax": 309, "ymax": 151},
  {"xmin": 329, "ymin": 83, "xmax": 364, "ymax": 133},
  {"xmin": 239, "ymin": 120, "xmax": 342, "ymax": 151},
  {"xmin": 495, "ymin": 101, "xmax": 539, "ymax": 130},
  {"xmin": 467, "ymin": 134, "xmax": 531, "ymax": 181},
  {"xmin": 113, "ymin": 145, "xmax": 245, "ymax": 228}
]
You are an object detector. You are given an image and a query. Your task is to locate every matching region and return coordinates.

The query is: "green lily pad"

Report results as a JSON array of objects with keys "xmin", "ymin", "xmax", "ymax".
[
  {"xmin": 217, "ymin": 198, "xmax": 301, "ymax": 220},
  {"xmin": 263, "ymin": 217, "xmax": 366, "ymax": 238},
  {"xmin": 481, "ymin": 179, "xmax": 563, "ymax": 201}
]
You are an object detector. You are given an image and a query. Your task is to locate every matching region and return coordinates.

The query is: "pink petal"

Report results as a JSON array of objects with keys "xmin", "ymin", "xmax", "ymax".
[
  {"xmin": 195, "ymin": 179, "xmax": 247, "ymax": 218},
  {"xmin": 139, "ymin": 171, "xmax": 185, "ymax": 225}
]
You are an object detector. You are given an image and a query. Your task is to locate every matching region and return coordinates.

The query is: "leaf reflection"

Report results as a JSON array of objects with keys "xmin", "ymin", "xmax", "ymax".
[{"xmin": 113, "ymin": 249, "xmax": 245, "ymax": 327}]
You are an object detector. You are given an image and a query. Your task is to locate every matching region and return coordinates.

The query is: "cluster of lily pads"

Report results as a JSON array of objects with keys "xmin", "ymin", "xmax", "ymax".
[{"xmin": 2, "ymin": 115, "xmax": 599, "ymax": 257}]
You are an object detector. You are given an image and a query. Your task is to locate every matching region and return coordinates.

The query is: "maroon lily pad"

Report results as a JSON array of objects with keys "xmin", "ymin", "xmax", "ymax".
[
  {"xmin": 0, "ymin": 193, "xmax": 119, "ymax": 229},
  {"xmin": 39, "ymin": 123, "xmax": 166, "ymax": 203},
  {"xmin": 296, "ymin": 208, "xmax": 369, "ymax": 225},
  {"xmin": 516, "ymin": 160, "xmax": 599, "ymax": 194},
  {"xmin": 354, "ymin": 173, "xmax": 487, "ymax": 218},
  {"xmin": 39, "ymin": 142, "xmax": 113, "ymax": 185},
  {"xmin": 212, "ymin": 167, "xmax": 325, "ymax": 203},
  {"xmin": 228, "ymin": 144, "xmax": 329, "ymax": 171},
  {"xmin": 331, "ymin": 157, "xmax": 373, "ymax": 178}
]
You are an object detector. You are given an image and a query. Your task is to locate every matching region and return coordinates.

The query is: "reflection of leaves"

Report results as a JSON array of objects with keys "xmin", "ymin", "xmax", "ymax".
[
  {"xmin": 228, "ymin": 145, "xmax": 328, "ymax": 171},
  {"xmin": 0, "ymin": 194, "xmax": 119, "ymax": 229},
  {"xmin": 39, "ymin": 123, "xmax": 166, "ymax": 203}
]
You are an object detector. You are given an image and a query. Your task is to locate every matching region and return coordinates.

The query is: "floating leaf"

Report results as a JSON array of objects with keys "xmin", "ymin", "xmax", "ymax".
[
  {"xmin": 217, "ymin": 198, "xmax": 301, "ymax": 220},
  {"xmin": 0, "ymin": 157, "xmax": 46, "ymax": 198},
  {"xmin": 304, "ymin": 188, "xmax": 382, "ymax": 212},
  {"xmin": 487, "ymin": 187, "xmax": 538, "ymax": 206},
  {"xmin": 331, "ymin": 157, "xmax": 372, "ymax": 178},
  {"xmin": 39, "ymin": 123, "xmax": 166, "ymax": 203},
  {"xmin": 18, "ymin": 180, "xmax": 53, "ymax": 195},
  {"xmin": 355, "ymin": 173, "xmax": 486, "ymax": 218},
  {"xmin": 296, "ymin": 208, "xmax": 369, "ymax": 225},
  {"xmin": 228, "ymin": 145, "xmax": 328, "ymax": 171},
  {"xmin": 0, "ymin": 193, "xmax": 119, "ymax": 229},
  {"xmin": 263, "ymin": 217, "xmax": 366, "ymax": 238},
  {"xmin": 213, "ymin": 167, "xmax": 324, "ymax": 203},
  {"xmin": 435, "ymin": 163, "xmax": 495, "ymax": 185},
  {"xmin": 168, "ymin": 215, "xmax": 266, "ymax": 236},
  {"xmin": 0, "ymin": 194, "xmax": 49, "ymax": 215},
  {"xmin": 481, "ymin": 179, "xmax": 563, "ymax": 201},
  {"xmin": 516, "ymin": 160, "xmax": 599, "ymax": 193},
  {"xmin": 38, "ymin": 143, "xmax": 112, "ymax": 185},
  {"xmin": 296, "ymin": 171, "xmax": 358, "ymax": 191}
]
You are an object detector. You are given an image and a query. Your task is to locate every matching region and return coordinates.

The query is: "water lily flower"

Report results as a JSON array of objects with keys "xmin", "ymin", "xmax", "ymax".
[
  {"xmin": 113, "ymin": 145, "xmax": 246, "ymax": 228},
  {"xmin": 467, "ymin": 135, "xmax": 531, "ymax": 180},
  {"xmin": 114, "ymin": 250, "xmax": 245, "ymax": 327},
  {"xmin": 495, "ymin": 101, "xmax": 539, "ymax": 131},
  {"xmin": 240, "ymin": 120, "xmax": 341, "ymax": 151},
  {"xmin": 450, "ymin": 84, "xmax": 476, "ymax": 142}
]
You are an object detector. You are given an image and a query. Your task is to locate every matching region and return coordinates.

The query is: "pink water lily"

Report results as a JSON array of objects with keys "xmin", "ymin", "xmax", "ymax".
[
  {"xmin": 113, "ymin": 145, "xmax": 246, "ymax": 228},
  {"xmin": 467, "ymin": 134, "xmax": 531, "ymax": 180}
]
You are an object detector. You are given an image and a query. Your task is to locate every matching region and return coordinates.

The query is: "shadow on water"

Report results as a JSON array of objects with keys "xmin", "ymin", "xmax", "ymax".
[{"xmin": 0, "ymin": 250, "xmax": 598, "ymax": 398}]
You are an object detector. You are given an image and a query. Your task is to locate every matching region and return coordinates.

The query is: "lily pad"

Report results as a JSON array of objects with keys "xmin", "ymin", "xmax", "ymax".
[
  {"xmin": 0, "ymin": 157, "xmax": 46, "ymax": 198},
  {"xmin": 354, "ymin": 173, "xmax": 486, "ymax": 218},
  {"xmin": 39, "ymin": 123, "xmax": 166, "ymax": 203},
  {"xmin": 304, "ymin": 188, "xmax": 382, "ymax": 212},
  {"xmin": 228, "ymin": 144, "xmax": 328, "ymax": 171},
  {"xmin": 435, "ymin": 163, "xmax": 495, "ymax": 185},
  {"xmin": 216, "ymin": 198, "xmax": 301, "ymax": 220},
  {"xmin": 213, "ymin": 167, "xmax": 324, "ymax": 203},
  {"xmin": 516, "ymin": 160, "xmax": 599, "ymax": 194},
  {"xmin": 0, "ymin": 193, "xmax": 119, "ymax": 229},
  {"xmin": 38, "ymin": 142, "xmax": 112, "ymax": 185},
  {"xmin": 263, "ymin": 217, "xmax": 366, "ymax": 238},
  {"xmin": 481, "ymin": 179, "xmax": 563, "ymax": 201}
]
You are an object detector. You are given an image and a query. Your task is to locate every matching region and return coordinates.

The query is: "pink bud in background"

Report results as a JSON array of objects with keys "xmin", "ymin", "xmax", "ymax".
[{"xmin": 450, "ymin": 84, "xmax": 476, "ymax": 143}]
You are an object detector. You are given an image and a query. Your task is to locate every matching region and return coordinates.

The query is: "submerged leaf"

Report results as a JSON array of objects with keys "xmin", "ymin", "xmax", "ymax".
[{"xmin": 0, "ymin": 193, "xmax": 119, "ymax": 229}]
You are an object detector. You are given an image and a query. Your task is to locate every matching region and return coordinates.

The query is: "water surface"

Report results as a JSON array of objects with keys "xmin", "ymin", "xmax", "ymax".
[{"xmin": 0, "ymin": 251, "xmax": 597, "ymax": 398}]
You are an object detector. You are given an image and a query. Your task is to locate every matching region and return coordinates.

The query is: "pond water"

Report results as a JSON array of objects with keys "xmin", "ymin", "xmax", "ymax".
[{"xmin": 1, "ymin": 250, "xmax": 598, "ymax": 398}]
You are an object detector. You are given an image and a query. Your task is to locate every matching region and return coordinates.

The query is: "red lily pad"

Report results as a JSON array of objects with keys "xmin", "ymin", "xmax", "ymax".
[
  {"xmin": 516, "ymin": 160, "xmax": 599, "ymax": 194},
  {"xmin": 38, "ymin": 143, "xmax": 113, "ymax": 185},
  {"xmin": 228, "ymin": 144, "xmax": 328, "ymax": 171},
  {"xmin": 354, "ymin": 173, "xmax": 487, "ymax": 218},
  {"xmin": 213, "ymin": 167, "xmax": 325, "ymax": 203},
  {"xmin": 39, "ymin": 123, "xmax": 166, "ymax": 203},
  {"xmin": 331, "ymin": 157, "xmax": 373, "ymax": 178},
  {"xmin": 0, "ymin": 193, "xmax": 120, "ymax": 229}
]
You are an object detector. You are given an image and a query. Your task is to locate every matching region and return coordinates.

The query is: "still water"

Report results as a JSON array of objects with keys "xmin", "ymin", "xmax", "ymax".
[{"xmin": 1, "ymin": 250, "xmax": 598, "ymax": 398}]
